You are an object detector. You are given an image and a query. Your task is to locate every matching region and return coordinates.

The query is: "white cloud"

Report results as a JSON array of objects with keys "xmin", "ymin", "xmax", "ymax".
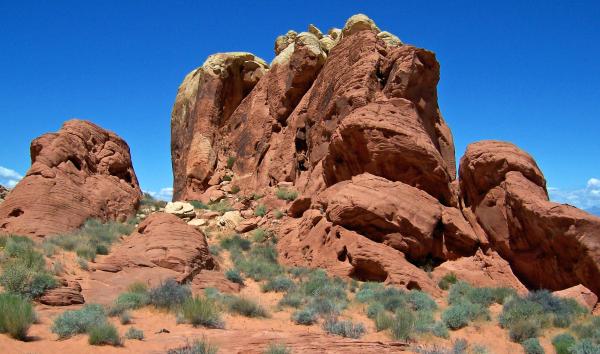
[
  {"xmin": 548, "ymin": 177, "xmax": 600, "ymax": 210},
  {"xmin": 0, "ymin": 166, "xmax": 23, "ymax": 188},
  {"xmin": 143, "ymin": 187, "xmax": 173, "ymax": 201}
]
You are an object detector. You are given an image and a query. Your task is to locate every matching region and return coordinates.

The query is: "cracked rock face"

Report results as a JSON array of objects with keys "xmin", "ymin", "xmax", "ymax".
[{"xmin": 0, "ymin": 119, "xmax": 141, "ymax": 238}]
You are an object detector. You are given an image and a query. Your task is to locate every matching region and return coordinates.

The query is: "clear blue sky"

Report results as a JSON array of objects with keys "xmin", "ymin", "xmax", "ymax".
[{"xmin": 1, "ymin": 1, "xmax": 599, "ymax": 208}]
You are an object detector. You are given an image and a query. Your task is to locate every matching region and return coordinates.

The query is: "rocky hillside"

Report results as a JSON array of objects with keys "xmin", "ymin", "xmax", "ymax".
[{"xmin": 171, "ymin": 14, "xmax": 600, "ymax": 296}]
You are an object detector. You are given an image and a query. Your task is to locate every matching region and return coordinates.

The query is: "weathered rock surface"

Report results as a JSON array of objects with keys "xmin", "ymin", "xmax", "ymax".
[
  {"xmin": 432, "ymin": 249, "xmax": 527, "ymax": 293},
  {"xmin": 460, "ymin": 141, "xmax": 600, "ymax": 295},
  {"xmin": 553, "ymin": 284, "xmax": 598, "ymax": 311},
  {"xmin": 0, "ymin": 120, "xmax": 141, "ymax": 238},
  {"xmin": 164, "ymin": 201, "xmax": 196, "ymax": 219},
  {"xmin": 39, "ymin": 280, "xmax": 85, "ymax": 306},
  {"xmin": 95, "ymin": 213, "xmax": 214, "ymax": 283}
]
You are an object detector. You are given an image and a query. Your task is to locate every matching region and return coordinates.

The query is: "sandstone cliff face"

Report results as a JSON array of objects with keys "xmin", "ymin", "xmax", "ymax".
[
  {"xmin": 0, "ymin": 119, "xmax": 141, "ymax": 238},
  {"xmin": 170, "ymin": 14, "xmax": 600, "ymax": 296}
]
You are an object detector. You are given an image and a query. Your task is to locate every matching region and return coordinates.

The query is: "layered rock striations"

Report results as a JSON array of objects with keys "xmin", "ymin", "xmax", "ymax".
[
  {"xmin": 0, "ymin": 119, "xmax": 141, "ymax": 238},
  {"xmin": 170, "ymin": 14, "xmax": 600, "ymax": 295}
]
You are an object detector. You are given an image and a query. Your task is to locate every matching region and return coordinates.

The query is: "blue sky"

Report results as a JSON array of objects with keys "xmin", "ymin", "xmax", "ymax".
[{"xmin": 1, "ymin": 1, "xmax": 598, "ymax": 208}]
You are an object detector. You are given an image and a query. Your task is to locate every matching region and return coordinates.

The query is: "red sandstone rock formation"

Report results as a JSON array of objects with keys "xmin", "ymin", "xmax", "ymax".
[{"xmin": 0, "ymin": 120, "xmax": 141, "ymax": 238}]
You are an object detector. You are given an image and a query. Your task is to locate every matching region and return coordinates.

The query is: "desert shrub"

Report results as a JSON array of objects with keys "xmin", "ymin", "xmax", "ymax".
[
  {"xmin": 77, "ymin": 257, "xmax": 89, "ymax": 270},
  {"xmin": 552, "ymin": 333, "xmax": 576, "ymax": 354},
  {"xmin": 226, "ymin": 156, "xmax": 236, "ymax": 169},
  {"xmin": 222, "ymin": 175, "xmax": 232, "ymax": 182},
  {"xmin": 180, "ymin": 296, "xmax": 224, "ymax": 328},
  {"xmin": 391, "ymin": 308, "xmax": 416, "ymax": 341},
  {"xmin": 571, "ymin": 316, "xmax": 600, "ymax": 345},
  {"xmin": 453, "ymin": 339, "xmax": 469, "ymax": 354},
  {"xmin": 527, "ymin": 290, "xmax": 586, "ymax": 327},
  {"xmin": 276, "ymin": 188, "xmax": 298, "ymax": 201},
  {"xmin": 148, "ymin": 279, "xmax": 191, "ymax": 310},
  {"xmin": 167, "ymin": 338, "xmax": 219, "ymax": 354},
  {"xmin": 52, "ymin": 260, "xmax": 65, "ymax": 275},
  {"xmin": 288, "ymin": 266, "xmax": 311, "ymax": 279},
  {"xmin": 109, "ymin": 285, "xmax": 150, "ymax": 316},
  {"xmin": 375, "ymin": 311, "xmax": 394, "ymax": 331},
  {"xmin": 189, "ymin": 200, "xmax": 209, "ymax": 209},
  {"xmin": 367, "ymin": 302, "xmax": 385, "ymax": 319},
  {"xmin": 521, "ymin": 338, "xmax": 544, "ymax": 354},
  {"xmin": 414, "ymin": 309, "xmax": 436, "ymax": 333},
  {"xmin": 234, "ymin": 243, "xmax": 283, "ymax": 281},
  {"xmin": 225, "ymin": 269, "xmax": 245, "ymax": 285},
  {"xmin": 448, "ymin": 281, "xmax": 515, "ymax": 307},
  {"xmin": 570, "ymin": 339, "xmax": 600, "ymax": 354},
  {"xmin": 230, "ymin": 185, "xmax": 240, "ymax": 194},
  {"xmin": 220, "ymin": 234, "xmax": 251, "ymax": 251},
  {"xmin": 322, "ymin": 317, "xmax": 366, "ymax": 339},
  {"xmin": 0, "ymin": 243, "xmax": 57, "ymax": 298},
  {"xmin": 209, "ymin": 200, "xmax": 233, "ymax": 214},
  {"xmin": 292, "ymin": 308, "xmax": 317, "ymax": 325},
  {"xmin": 254, "ymin": 204, "xmax": 267, "ymax": 217},
  {"xmin": 119, "ymin": 311, "xmax": 132, "ymax": 324},
  {"xmin": 263, "ymin": 343, "xmax": 291, "ymax": 354},
  {"xmin": 278, "ymin": 291, "xmax": 304, "ymax": 308},
  {"xmin": 407, "ymin": 290, "xmax": 438, "ymax": 312},
  {"xmin": 251, "ymin": 228, "xmax": 269, "ymax": 243},
  {"xmin": 125, "ymin": 327, "xmax": 144, "ymax": 340},
  {"xmin": 274, "ymin": 210, "xmax": 284, "ymax": 219},
  {"xmin": 51, "ymin": 304, "xmax": 107, "ymax": 338},
  {"xmin": 0, "ymin": 293, "xmax": 36, "ymax": 340},
  {"xmin": 209, "ymin": 245, "xmax": 221, "ymax": 256},
  {"xmin": 432, "ymin": 321, "xmax": 450, "ymax": 339},
  {"xmin": 438, "ymin": 273, "xmax": 458, "ymax": 290},
  {"xmin": 442, "ymin": 301, "xmax": 489, "ymax": 330},
  {"xmin": 88, "ymin": 322, "xmax": 121, "ymax": 346},
  {"xmin": 509, "ymin": 320, "xmax": 541, "ymax": 343},
  {"xmin": 262, "ymin": 276, "xmax": 294, "ymax": 292},
  {"xmin": 227, "ymin": 296, "xmax": 269, "ymax": 318}
]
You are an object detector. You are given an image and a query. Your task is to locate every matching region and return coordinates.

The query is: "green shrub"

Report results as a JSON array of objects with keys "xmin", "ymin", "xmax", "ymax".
[
  {"xmin": 222, "ymin": 175, "xmax": 232, "ymax": 182},
  {"xmin": 448, "ymin": 281, "xmax": 515, "ymax": 307},
  {"xmin": 288, "ymin": 266, "xmax": 310, "ymax": 278},
  {"xmin": 292, "ymin": 308, "xmax": 317, "ymax": 325},
  {"xmin": 180, "ymin": 296, "xmax": 224, "ymax": 328},
  {"xmin": 234, "ymin": 243, "xmax": 283, "ymax": 281},
  {"xmin": 225, "ymin": 269, "xmax": 245, "ymax": 285},
  {"xmin": 453, "ymin": 339, "xmax": 469, "ymax": 354},
  {"xmin": 276, "ymin": 188, "xmax": 298, "ymax": 201},
  {"xmin": 77, "ymin": 257, "xmax": 89, "ymax": 270},
  {"xmin": 322, "ymin": 317, "xmax": 366, "ymax": 339},
  {"xmin": 227, "ymin": 296, "xmax": 269, "ymax": 318},
  {"xmin": 552, "ymin": 333, "xmax": 576, "ymax": 354},
  {"xmin": 0, "ymin": 258, "xmax": 57, "ymax": 298},
  {"xmin": 167, "ymin": 338, "xmax": 219, "ymax": 354},
  {"xmin": 262, "ymin": 276, "xmax": 295, "ymax": 292},
  {"xmin": 125, "ymin": 327, "xmax": 144, "ymax": 340},
  {"xmin": 109, "ymin": 286, "xmax": 150, "ymax": 316},
  {"xmin": 374, "ymin": 311, "xmax": 394, "ymax": 331},
  {"xmin": 391, "ymin": 308, "xmax": 415, "ymax": 341},
  {"xmin": 189, "ymin": 200, "xmax": 209, "ymax": 209},
  {"xmin": 0, "ymin": 293, "xmax": 35, "ymax": 340},
  {"xmin": 209, "ymin": 245, "xmax": 221, "ymax": 256},
  {"xmin": 570, "ymin": 339, "xmax": 600, "ymax": 354},
  {"xmin": 521, "ymin": 338, "xmax": 544, "ymax": 354},
  {"xmin": 230, "ymin": 185, "xmax": 240, "ymax": 194},
  {"xmin": 220, "ymin": 234, "xmax": 251, "ymax": 251},
  {"xmin": 438, "ymin": 273, "xmax": 458, "ymax": 290},
  {"xmin": 431, "ymin": 321, "xmax": 450, "ymax": 339},
  {"xmin": 148, "ymin": 279, "xmax": 191, "ymax": 310},
  {"xmin": 407, "ymin": 290, "xmax": 438, "ymax": 312},
  {"xmin": 52, "ymin": 304, "xmax": 107, "ymax": 339},
  {"xmin": 263, "ymin": 343, "xmax": 291, "ymax": 354},
  {"xmin": 209, "ymin": 200, "xmax": 233, "ymax": 214},
  {"xmin": 254, "ymin": 204, "xmax": 267, "ymax": 217},
  {"xmin": 442, "ymin": 301, "xmax": 489, "ymax": 330},
  {"xmin": 252, "ymin": 228, "xmax": 269, "ymax": 243},
  {"xmin": 88, "ymin": 322, "xmax": 121, "ymax": 346},
  {"xmin": 366, "ymin": 302, "xmax": 385, "ymax": 319},
  {"xmin": 119, "ymin": 311, "xmax": 132, "ymax": 324},
  {"xmin": 227, "ymin": 156, "xmax": 236, "ymax": 169},
  {"xmin": 509, "ymin": 320, "xmax": 541, "ymax": 343},
  {"xmin": 274, "ymin": 210, "xmax": 284, "ymax": 219},
  {"xmin": 571, "ymin": 316, "xmax": 600, "ymax": 345},
  {"xmin": 278, "ymin": 291, "xmax": 304, "ymax": 308}
]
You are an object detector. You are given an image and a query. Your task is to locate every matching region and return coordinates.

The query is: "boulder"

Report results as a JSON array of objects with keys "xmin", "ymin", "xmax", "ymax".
[
  {"xmin": 217, "ymin": 211, "xmax": 243, "ymax": 229},
  {"xmin": 460, "ymin": 141, "xmax": 600, "ymax": 295},
  {"xmin": 95, "ymin": 213, "xmax": 214, "ymax": 283},
  {"xmin": 39, "ymin": 280, "xmax": 85, "ymax": 306},
  {"xmin": 287, "ymin": 196, "xmax": 311, "ymax": 217},
  {"xmin": 164, "ymin": 201, "xmax": 196, "ymax": 219},
  {"xmin": 187, "ymin": 218, "xmax": 207, "ymax": 229},
  {"xmin": 553, "ymin": 285, "xmax": 598, "ymax": 311},
  {"xmin": 0, "ymin": 120, "xmax": 141, "ymax": 238},
  {"xmin": 341, "ymin": 14, "xmax": 380, "ymax": 37},
  {"xmin": 235, "ymin": 218, "xmax": 259, "ymax": 233}
]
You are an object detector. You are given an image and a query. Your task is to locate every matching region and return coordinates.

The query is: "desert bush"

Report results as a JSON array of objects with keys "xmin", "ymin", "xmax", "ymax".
[
  {"xmin": 509, "ymin": 320, "xmax": 541, "ymax": 343},
  {"xmin": 77, "ymin": 257, "xmax": 89, "ymax": 270},
  {"xmin": 274, "ymin": 210, "xmax": 284, "ymax": 219},
  {"xmin": 571, "ymin": 316, "xmax": 600, "ymax": 345},
  {"xmin": 438, "ymin": 273, "xmax": 458, "ymax": 290},
  {"xmin": 109, "ymin": 285, "xmax": 150, "ymax": 316},
  {"xmin": 227, "ymin": 156, "xmax": 236, "ymax": 169},
  {"xmin": 167, "ymin": 338, "xmax": 219, "ymax": 354},
  {"xmin": 225, "ymin": 269, "xmax": 245, "ymax": 285},
  {"xmin": 220, "ymin": 234, "xmax": 251, "ymax": 251},
  {"xmin": 222, "ymin": 175, "xmax": 232, "ymax": 182},
  {"xmin": 262, "ymin": 276, "xmax": 294, "ymax": 292},
  {"xmin": 209, "ymin": 245, "xmax": 221, "ymax": 256},
  {"xmin": 391, "ymin": 308, "xmax": 416, "ymax": 341},
  {"xmin": 0, "ymin": 293, "xmax": 36, "ymax": 340},
  {"xmin": 88, "ymin": 322, "xmax": 121, "ymax": 346},
  {"xmin": 278, "ymin": 291, "xmax": 304, "ymax": 308},
  {"xmin": 209, "ymin": 200, "xmax": 233, "ymax": 214},
  {"xmin": 375, "ymin": 311, "xmax": 394, "ymax": 331},
  {"xmin": 227, "ymin": 296, "xmax": 269, "ymax": 318},
  {"xmin": 180, "ymin": 296, "xmax": 224, "ymax": 328},
  {"xmin": 148, "ymin": 279, "xmax": 191, "ymax": 310},
  {"xmin": 276, "ymin": 188, "xmax": 298, "ymax": 201},
  {"xmin": 251, "ymin": 228, "xmax": 269, "ymax": 243},
  {"xmin": 448, "ymin": 281, "xmax": 515, "ymax": 306},
  {"xmin": 322, "ymin": 317, "xmax": 366, "ymax": 339},
  {"xmin": 452, "ymin": 339, "xmax": 469, "ymax": 354},
  {"xmin": 119, "ymin": 311, "xmax": 132, "ymax": 324},
  {"xmin": 367, "ymin": 302, "xmax": 385, "ymax": 319},
  {"xmin": 254, "ymin": 204, "xmax": 267, "ymax": 217},
  {"xmin": 0, "ymin": 241, "xmax": 57, "ymax": 298},
  {"xmin": 407, "ymin": 290, "xmax": 438, "ymax": 312},
  {"xmin": 431, "ymin": 321, "xmax": 450, "ymax": 339},
  {"xmin": 125, "ymin": 327, "xmax": 144, "ymax": 340},
  {"xmin": 570, "ymin": 339, "xmax": 600, "ymax": 354},
  {"xmin": 234, "ymin": 243, "xmax": 283, "ymax": 281},
  {"xmin": 521, "ymin": 338, "xmax": 544, "ymax": 354},
  {"xmin": 288, "ymin": 266, "xmax": 311, "ymax": 279},
  {"xmin": 52, "ymin": 304, "xmax": 107, "ymax": 339},
  {"xmin": 230, "ymin": 185, "xmax": 240, "ymax": 194},
  {"xmin": 292, "ymin": 308, "xmax": 317, "ymax": 325},
  {"xmin": 442, "ymin": 301, "xmax": 489, "ymax": 330},
  {"xmin": 263, "ymin": 343, "xmax": 291, "ymax": 354},
  {"xmin": 414, "ymin": 309, "xmax": 436, "ymax": 333},
  {"xmin": 552, "ymin": 333, "xmax": 576, "ymax": 354},
  {"xmin": 189, "ymin": 200, "xmax": 209, "ymax": 209}
]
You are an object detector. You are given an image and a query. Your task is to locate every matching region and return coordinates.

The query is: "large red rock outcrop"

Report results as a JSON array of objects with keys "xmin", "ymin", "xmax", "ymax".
[
  {"xmin": 460, "ymin": 140, "xmax": 600, "ymax": 295},
  {"xmin": 0, "ymin": 120, "xmax": 141, "ymax": 238}
]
